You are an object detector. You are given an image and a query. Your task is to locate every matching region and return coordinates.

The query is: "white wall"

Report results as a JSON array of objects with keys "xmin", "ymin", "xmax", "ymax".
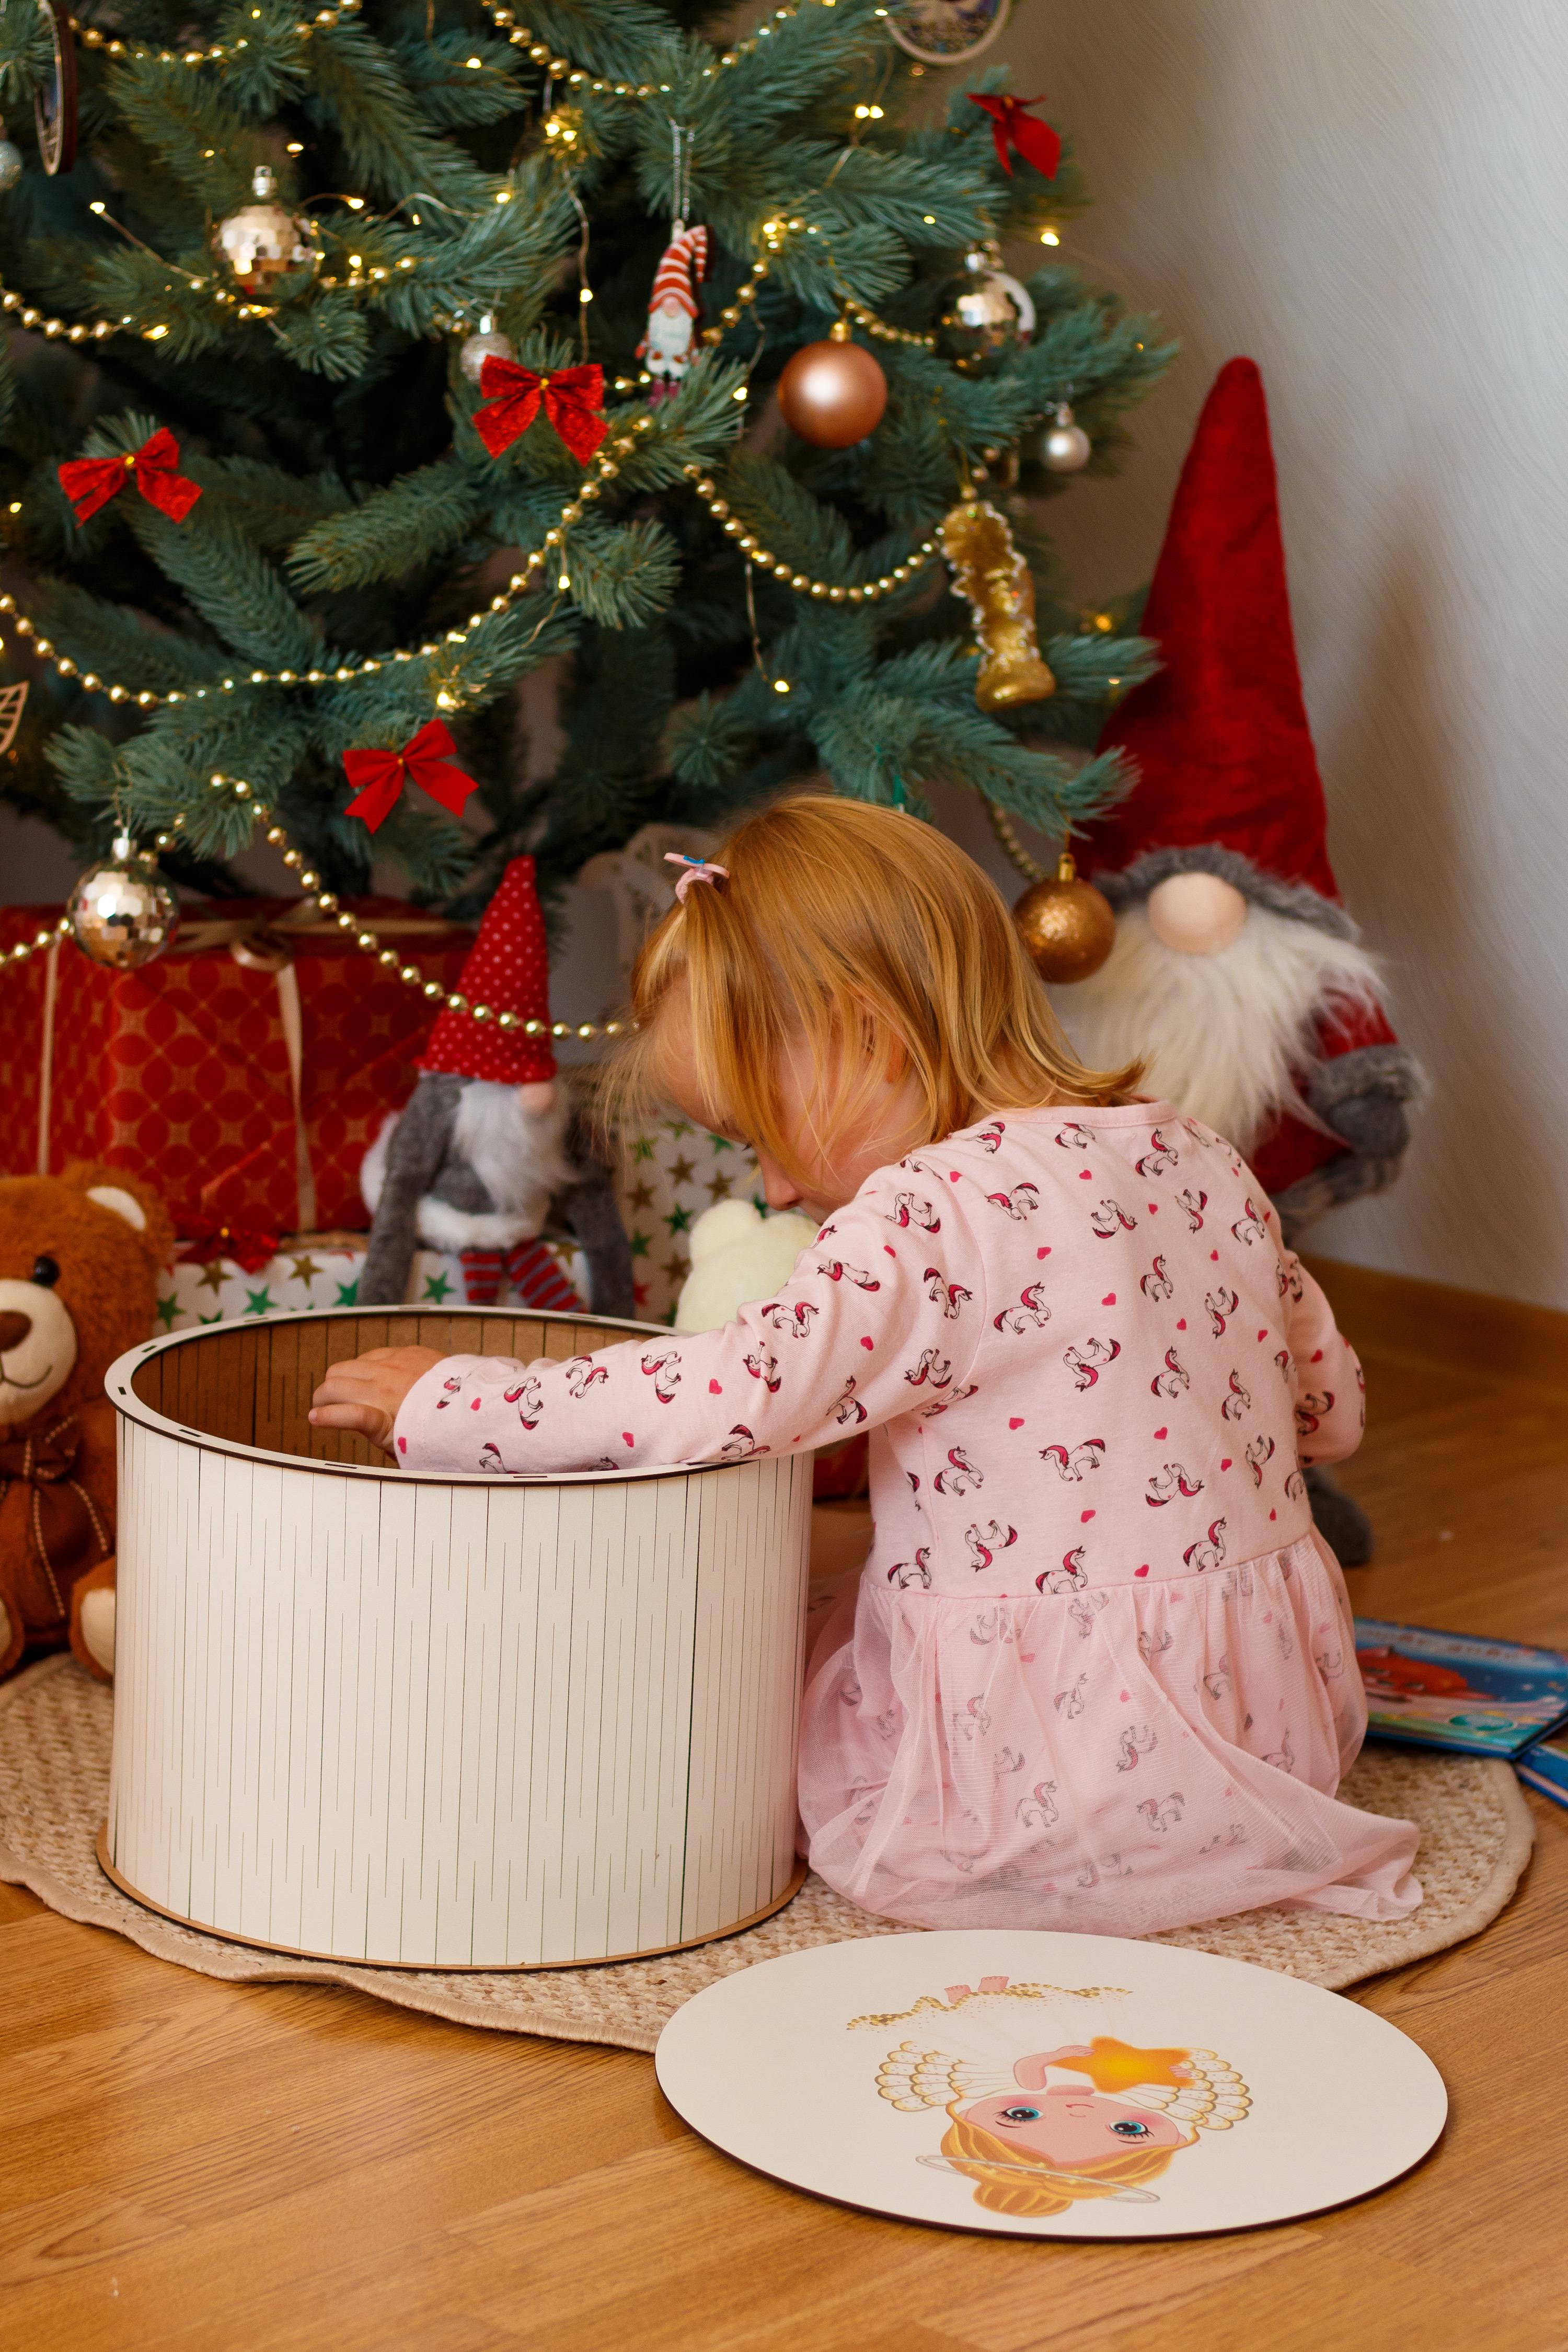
[{"xmin": 1006, "ymin": 0, "xmax": 1568, "ymax": 1306}]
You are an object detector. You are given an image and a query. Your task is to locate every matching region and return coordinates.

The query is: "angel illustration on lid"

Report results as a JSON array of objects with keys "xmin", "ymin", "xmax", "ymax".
[{"xmin": 854, "ymin": 1977, "xmax": 1250, "ymax": 2219}]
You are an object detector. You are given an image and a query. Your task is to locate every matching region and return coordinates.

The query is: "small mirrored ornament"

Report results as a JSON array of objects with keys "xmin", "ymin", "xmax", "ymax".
[
  {"xmin": 69, "ymin": 835, "xmax": 179, "ymax": 971},
  {"xmin": 214, "ymin": 166, "xmax": 322, "ymax": 303},
  {"xmin": 887, "ymin": 0, "xmax": 1010, "ymax": 65},
  {"xmin": 1041, "ymin": 400, "xmax": 1092, "ymax": 472},
  {"xmin": 944, "ymin": 246, "xmax": 1036, "ymax": 369},
  {"xmin": 32, "ymin": 0, "xmax": 76, "ymax": 177},
  {"xmin": 458, "ymin": 312, "xmax": 515, "ymax": 385},
  {"xmin": 0, "ymin": 122, "xmax": 23, "ymax": 195}
]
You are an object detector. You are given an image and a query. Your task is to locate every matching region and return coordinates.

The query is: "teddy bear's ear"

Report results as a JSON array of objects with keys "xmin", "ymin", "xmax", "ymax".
[
  {"xmin": 86, "ymin": 1185, "xmax": 145, "ymax": 1231},
  {"xmin": 62, "ymin": 1163, "xmax": 177, "ymax": 1270}
]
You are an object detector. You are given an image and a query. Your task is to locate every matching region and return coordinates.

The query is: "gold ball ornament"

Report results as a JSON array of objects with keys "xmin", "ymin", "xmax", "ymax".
[
  {"xmin": 777, "ymin": 323, "xmax": 887, "ymax": 449},
  {"xmin": 1012, "ymin": 852, "xmax": 1116, "ymax": 984},
  {"xmin": 68, "ymin": 838, "xmax": 179, "ymax": 971},
  {"xmin": 214, "ymin": 165, "xmax": 322, "ymax": 302}
]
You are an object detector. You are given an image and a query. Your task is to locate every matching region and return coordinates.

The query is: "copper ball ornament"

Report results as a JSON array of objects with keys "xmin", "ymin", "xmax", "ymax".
[
  {"xmin": 1012, "ymin": 852, "xmax": 1116, "ymax": 984},
  {"xmin": 777, "ymin": 327, "xmax": 887, "ymax": 449},
  {"xmin": 69, "ymin": 839, "xmax": 179, "ymax": 971}
]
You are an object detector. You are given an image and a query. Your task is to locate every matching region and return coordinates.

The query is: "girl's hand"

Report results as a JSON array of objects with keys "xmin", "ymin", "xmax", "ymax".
[{"xmin": 308, "ymin": 1346, "xmax": 442, "ymax": 1456}]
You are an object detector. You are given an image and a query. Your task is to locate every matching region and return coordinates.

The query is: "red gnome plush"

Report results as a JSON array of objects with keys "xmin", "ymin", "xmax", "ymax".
[
  {"xmin": 358, "ymin": 857, "xmax": 631, "ymax": 1315},
  {"xmin": 1059, "ymin": 357, "xmax": 1422, "ymax": 1240},
  {"xmin": 1052, "ymin": 360, "xmax": 1422, "ymax": 1566}
]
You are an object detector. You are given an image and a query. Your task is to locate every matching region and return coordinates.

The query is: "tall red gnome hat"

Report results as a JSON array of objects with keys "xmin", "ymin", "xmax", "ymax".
[
  {"xmin": 1086, "ymin": 356, "xmax": 1344, "ymax": 921},
  {"xmin": 419, "ymin": 855, "xmax": 557, "ymax": 1084},
  {"xmin": 1065, "ymin": 356, "xmax": 1420, "ymax": 1230}
]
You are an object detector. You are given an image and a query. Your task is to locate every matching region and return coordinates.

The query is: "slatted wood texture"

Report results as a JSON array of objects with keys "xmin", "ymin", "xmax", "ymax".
[{"xmin": 106, "ymin": 1311, "xmax": 815, "ymax": 1967}]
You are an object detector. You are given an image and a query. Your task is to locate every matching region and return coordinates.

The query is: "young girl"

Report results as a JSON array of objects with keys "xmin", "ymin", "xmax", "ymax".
[{"xmin": 310, "ymin": 797, "xmax": 1420, "ymax": 1938}]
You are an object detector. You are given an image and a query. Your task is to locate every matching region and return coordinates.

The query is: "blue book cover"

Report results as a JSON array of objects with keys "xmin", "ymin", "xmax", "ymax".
[
  {"xmin": 1353, "ymin": 1618, "xmax": 1568, "ymax": 1757},
  {"xmin": 1517, "ymin": 1727, "xmax": 1568, "ymax": 1806}
]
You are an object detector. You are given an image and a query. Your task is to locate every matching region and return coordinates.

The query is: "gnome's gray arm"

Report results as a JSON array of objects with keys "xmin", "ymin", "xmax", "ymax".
[
  {"xmin": 1305, "ymin": 1042, "xmax": 1423, "ymax": 1164},
  {"xmin": 552, "ymin": 1111, "xmax": 636, "ymax": 1322},
  {"xmin": 358, "ymin": 1074, "xmax": 462, "ymax": 1307}
]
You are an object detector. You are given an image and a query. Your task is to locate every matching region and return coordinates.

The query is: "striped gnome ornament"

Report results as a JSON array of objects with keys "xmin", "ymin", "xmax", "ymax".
[{"xmin": 638, "ymin": 225, "xmax": 708, "ymax": 400}]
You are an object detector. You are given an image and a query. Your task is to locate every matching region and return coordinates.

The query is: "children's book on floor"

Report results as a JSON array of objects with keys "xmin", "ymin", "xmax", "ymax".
[
  {"xmin": 1516, "ymin": 1728, "xmax": 1568, "ymax": 1811},
  {"xmin": 1353, "ymin": 1618, "xmax": 1568, "ymax": 1757}
]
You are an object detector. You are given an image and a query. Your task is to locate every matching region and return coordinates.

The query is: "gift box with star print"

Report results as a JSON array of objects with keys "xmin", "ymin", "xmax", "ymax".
[
  {"xmin": 614, "ymin": 1116, "xmax": 764, "ymax": 1326},
  {"xmin": 0, "ymin": 897, "xmax": 472, "ymax": 1240}
]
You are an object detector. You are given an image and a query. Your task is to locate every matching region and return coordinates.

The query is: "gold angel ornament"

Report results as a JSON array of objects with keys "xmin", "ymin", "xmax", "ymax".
[{"xmin": 939, "ymin": 497, "xmax": 1056, "ymax": 710}]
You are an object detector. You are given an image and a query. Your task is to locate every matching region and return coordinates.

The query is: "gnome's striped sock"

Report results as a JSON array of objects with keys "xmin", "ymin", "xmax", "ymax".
[
  {"xmin": 459, "ymin": 1247, "xmax": 505, "ymax": 1305},
  {"xmin": 504, "ymin": 1236, "xmax": 583, "ymax": 1312}
]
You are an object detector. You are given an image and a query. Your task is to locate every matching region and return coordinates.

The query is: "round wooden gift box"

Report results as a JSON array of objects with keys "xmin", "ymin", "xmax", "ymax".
[{"xmin": 102, "ymin": 1307, "xmax": 815, "ymax": 1969}]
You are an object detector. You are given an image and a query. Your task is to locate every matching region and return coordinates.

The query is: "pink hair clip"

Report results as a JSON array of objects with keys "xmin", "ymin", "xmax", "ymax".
[{"xmin": 665, "ymin": 851, "xmax": 730, "ymax": 904}]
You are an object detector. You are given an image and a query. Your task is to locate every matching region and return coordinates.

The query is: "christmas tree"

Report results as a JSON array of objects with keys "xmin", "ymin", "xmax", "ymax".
[{"xmin": 0, "ymin": 0, "xmax": 1173, "ymax": 925}]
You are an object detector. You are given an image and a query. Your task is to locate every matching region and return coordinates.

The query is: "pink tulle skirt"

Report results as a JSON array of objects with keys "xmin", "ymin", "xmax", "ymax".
[{"xmin": 798, "ymin": 1534, "xmax": 1420, "ymax": 1935}]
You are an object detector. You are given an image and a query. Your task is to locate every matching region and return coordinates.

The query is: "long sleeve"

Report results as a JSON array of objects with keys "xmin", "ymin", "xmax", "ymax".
[
  {"xmin": 393, "ymin": 1161, "xmax": 992, "ymax": 1474},
  {"xmin": 1278, "ymin": 1247, "xmax": 1365, "ymax": 1468}
]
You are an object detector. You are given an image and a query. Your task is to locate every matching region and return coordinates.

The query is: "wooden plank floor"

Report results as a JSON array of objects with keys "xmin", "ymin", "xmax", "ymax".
[{"xmin": 5, "ymin": 1257, "xmax": 1568, "ymax": 2351}]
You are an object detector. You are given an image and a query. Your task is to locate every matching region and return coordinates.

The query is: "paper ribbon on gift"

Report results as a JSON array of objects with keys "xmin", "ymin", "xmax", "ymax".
[
  {"xmin": 342, "ymin": 719, "xmax": 480, "ymax": 834},
  {"xmin": 0, "ymin": 1414, "xmax": 112, "ymax": 1622},
  {"xmin": 474, "ymin": 356, "xmax": 608, "ymax": 464},
  {"xmin": 175, "ymin": 1220, "xmax": 282, "ymax": 1276},
  {"xmin": 967, "ymin": 94, "xmax": 1063, "ymax": 180},
  {"xmin": 57, "ymin": 428, "xmax": 204, "ymax": 526}
]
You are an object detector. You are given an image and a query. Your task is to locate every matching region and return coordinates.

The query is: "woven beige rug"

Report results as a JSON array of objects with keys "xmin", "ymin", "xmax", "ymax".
[{"xmin": 0, "ymin": 1656, "xmax": 1534, "ymax": 2051}]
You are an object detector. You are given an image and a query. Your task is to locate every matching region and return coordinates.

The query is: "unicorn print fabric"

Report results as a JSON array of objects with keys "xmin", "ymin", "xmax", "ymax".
[{"xmin": 394, "ymin": 1104, "xmax": 1421, "ymax": 1935}]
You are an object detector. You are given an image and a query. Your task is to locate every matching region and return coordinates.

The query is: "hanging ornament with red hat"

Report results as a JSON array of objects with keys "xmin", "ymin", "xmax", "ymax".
[
  {"xmin": 639, "ymin": 125, "xmax": 709, "ymax": 405},
  {"xmin": 355, "ymin": 857, "xmax": 630, "ymax": 1317}
]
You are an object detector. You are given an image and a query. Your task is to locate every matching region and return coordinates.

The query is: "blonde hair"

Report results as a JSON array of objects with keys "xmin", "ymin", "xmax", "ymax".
[
  {"xmin": 608, "ymin": 797, "xmax": 1140, "ymax": 1184},
  {"xmin": 940, "ymin": 2105, "xmax": 1182, "ymax": 2220}
]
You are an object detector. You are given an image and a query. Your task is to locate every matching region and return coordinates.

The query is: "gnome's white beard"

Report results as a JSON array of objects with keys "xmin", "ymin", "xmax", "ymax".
[
  {"xmin": 362, "ymin": 1079, "xmax": 576, "ymax": 1250},
  {"xmin": 1049, "ymin": 902, "xmax": 1386, "ymax": 1155}
]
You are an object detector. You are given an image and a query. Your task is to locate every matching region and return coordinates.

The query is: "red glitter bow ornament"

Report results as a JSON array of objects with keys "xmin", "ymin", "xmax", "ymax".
[
  {"xmin": 57, "ymin": 428, "xmax": 204, "ymax": 526},
  {"xmin": 176, "ymin": 1219, "xmax": 282, "ymax": 1277},
  {"xmin": 473, "ymin": 356, "xmax": 607, "ymax": 464},
  {"xmin": 342, "ymin": 719, "xmax": 479, "ymax": 834},
  {"xmin": 967, "ymin": 93, "xmax": 1062, "ymax": 180}
]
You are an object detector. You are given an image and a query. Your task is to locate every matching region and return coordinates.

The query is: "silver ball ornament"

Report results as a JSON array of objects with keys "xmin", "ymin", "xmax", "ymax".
[
  {"xmin": 459, "ymin": 313, "xmax": 515, "ymax": 385},
  {"xmin": 69, "ymin": 837, "xmax": 179, "ymax": 970},
  {"xmin": 0, "ymin": 137, "xmax": 22, "ymax": 196},
  {"xmin": 214, "ymin": 165, "xmax": 321, "ymax": 302},
  {"xmin": 1041, "ymin": 401, "xmax": 1092, "ymax": 473}
]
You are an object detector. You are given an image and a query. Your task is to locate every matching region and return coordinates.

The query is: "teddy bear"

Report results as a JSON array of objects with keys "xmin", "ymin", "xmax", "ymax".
[
  {"xmin": 673, "ymin": 1197, "xmax": 819, "ymax": 1334},
  {"xmin": 0, "ymin": 1163, "xmax": 172, "ymax": 1681}
]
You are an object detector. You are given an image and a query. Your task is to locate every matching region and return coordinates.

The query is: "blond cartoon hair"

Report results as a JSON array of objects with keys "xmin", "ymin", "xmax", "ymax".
[
  {"xmin": 939, "ymin": 2104, "xmax": 1182, "ymax": 2219},
  {"xmin": 607, "ymin": 795, "xmax": 1141, "ymax": 1187}
]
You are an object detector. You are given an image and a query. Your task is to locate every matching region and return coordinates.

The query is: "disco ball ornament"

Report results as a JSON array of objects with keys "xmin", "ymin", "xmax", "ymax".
[
  {"xmin": 69, "ymin": 838, "xmax": 179, "ymax": 971},
  {"xmin": 777, "ymin": 324, "xmax": 887, "ymax": 449},
  {"xmin": 944, "ymin": 246, "xmax": 1036, "ymax": 368},
  {"xmin": 214, "ymin": 165, "xmax": 322, "ymax": 302},
  {"xmin": 1040, "ymin": 400, "xmax": 1092, "ymax": 473},
  {"xmin": 458, "ymin": 312, "xmax": 514, "ymax": 385},
  {"xmin": 1012, "ymin": 851, "xmax": 1116, "ymax": 984},
  {"xmin": 0, "ymin": 131, "xmax": 22, "ymax": 196}
]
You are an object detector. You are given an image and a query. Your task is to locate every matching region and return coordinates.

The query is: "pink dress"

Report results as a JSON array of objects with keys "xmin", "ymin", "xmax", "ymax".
[{"xmin": 394, "ymin": 1103, "xmax": 1420, "ymax": 1936}]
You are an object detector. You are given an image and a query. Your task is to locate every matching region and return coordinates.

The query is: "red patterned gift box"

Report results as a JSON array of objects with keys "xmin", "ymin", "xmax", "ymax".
[{"xmin": 0, "ymin": 898, "xmax": 471, "ymax": 1237}]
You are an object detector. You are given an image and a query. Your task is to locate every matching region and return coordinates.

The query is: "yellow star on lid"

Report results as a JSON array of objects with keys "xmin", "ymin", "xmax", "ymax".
[{"xmin": 1055, "ymin": 2037, "xmax": 1191, "ymax": 2095}]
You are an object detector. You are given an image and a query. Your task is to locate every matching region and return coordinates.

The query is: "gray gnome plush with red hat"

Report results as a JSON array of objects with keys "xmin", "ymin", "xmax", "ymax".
[
  {"xmin": 1052, "ymin": 358, "xmax": 1423, "ymax": 1563},
  {"xmin": 357, "ymin": 857, "xmax": 632, "ymax": 1316}
]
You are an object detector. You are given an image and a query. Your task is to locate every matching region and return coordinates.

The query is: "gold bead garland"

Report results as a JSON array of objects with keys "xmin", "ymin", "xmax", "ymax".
[
  {"xmin": 67, "ymin": 0, "xmax": 363, "ymax": 66},
  {"xmin": 985, "ymin": 797, "xmax": 1048, "ymax": 882},
  {"xmin": 203, "ymin": 777, "xmax": 629, "ymax": 1040},
  {"xmin": 682, "ymin": 465, "xmax": 937, "ymax": 602},
  {"xmin": 0, "ymin": 418, "xmax": 659, "ymax": 707},
  {"xmin": 478, "ymin": 0, "xmax": 832, "ymax": 93}
]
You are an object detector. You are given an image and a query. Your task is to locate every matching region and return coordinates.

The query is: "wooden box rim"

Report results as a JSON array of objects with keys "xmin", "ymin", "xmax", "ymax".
[{"xmin": 105, "ymin": 1304, "xmax": 746, "ymax": 1488}]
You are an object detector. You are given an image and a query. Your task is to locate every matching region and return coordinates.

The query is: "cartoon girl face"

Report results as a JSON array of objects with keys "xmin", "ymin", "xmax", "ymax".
[{"xmin": 959, "ymin": 2080, "xmax": 1189, "ymax": 2168}]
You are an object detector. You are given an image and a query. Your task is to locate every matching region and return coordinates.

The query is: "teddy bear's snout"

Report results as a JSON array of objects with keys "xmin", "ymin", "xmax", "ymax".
[{"xmin": 0, "ymin": 1310, "xmax": 31, "ymax": 1353}]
